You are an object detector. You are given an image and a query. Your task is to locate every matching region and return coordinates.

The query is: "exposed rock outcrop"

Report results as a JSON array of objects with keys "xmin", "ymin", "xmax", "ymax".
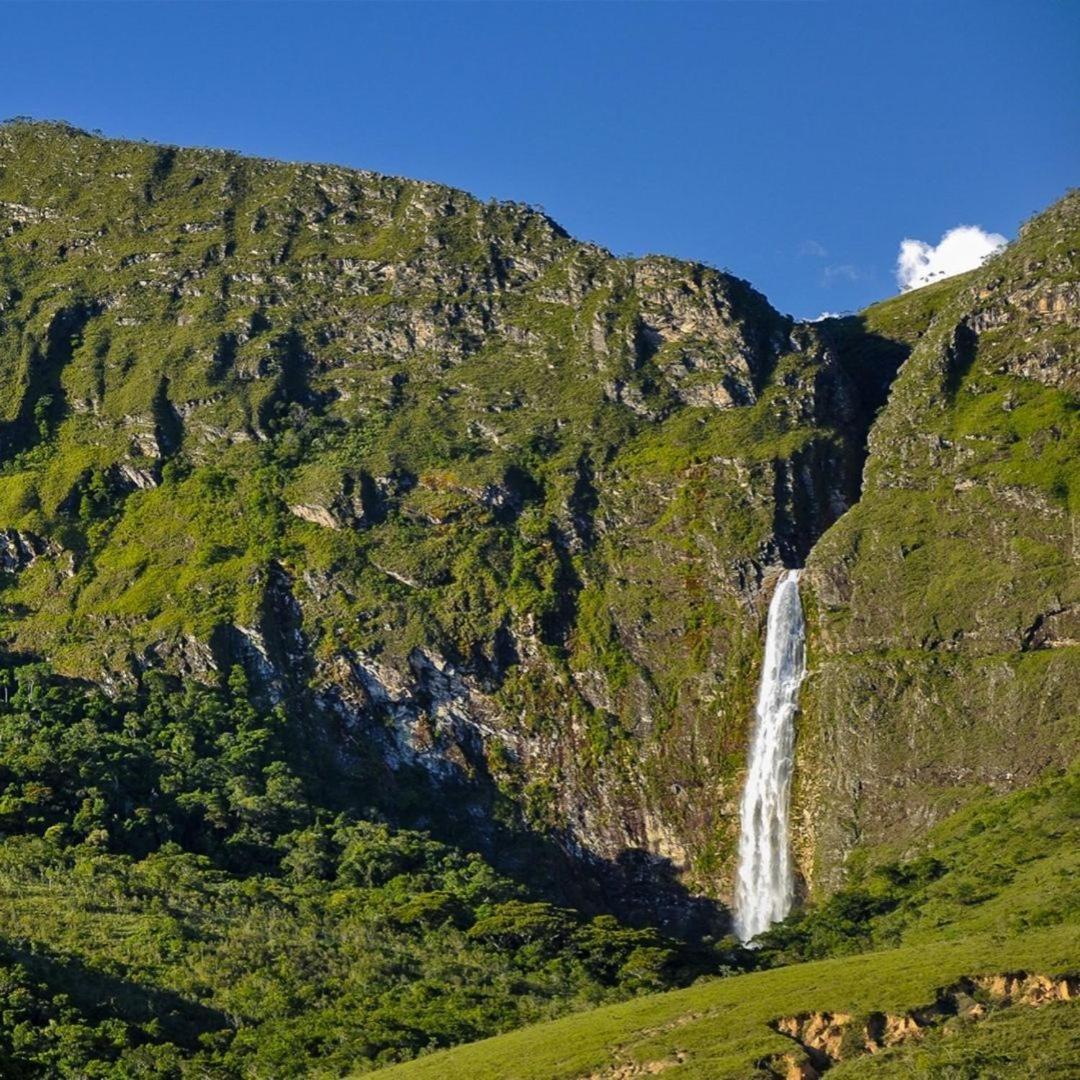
[
  {"xmin": 764, "ymin": 971, "xmax": 1079, "ymax": 1076},
  {"xmin": 0, "ymin": 529, "xmax": 59, "ymax": 573}
]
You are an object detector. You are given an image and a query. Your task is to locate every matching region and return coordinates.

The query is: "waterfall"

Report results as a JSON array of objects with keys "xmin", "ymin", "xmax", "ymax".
[{"xmin": 732, "ymin": 569, "xmax": 807, "ymax": 943}]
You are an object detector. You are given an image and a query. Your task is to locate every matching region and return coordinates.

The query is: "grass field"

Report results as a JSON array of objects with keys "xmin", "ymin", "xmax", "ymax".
[{"xmin": 371, "ymin": 926, "xmax": 1078, "ymax": 1078}]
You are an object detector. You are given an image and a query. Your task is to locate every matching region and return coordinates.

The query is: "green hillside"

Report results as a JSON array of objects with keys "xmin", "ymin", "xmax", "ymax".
[
  {"xmin": 374, "ymin": 768, "xmax": 1080, "ymax": 1078},
  {"xmin": 373, "ymin": 929, "xmax": 1077, "ymax": 1079},
  {"xmin": 800, "ymin": 192, "xmax": 1079, "ymax": 886}
]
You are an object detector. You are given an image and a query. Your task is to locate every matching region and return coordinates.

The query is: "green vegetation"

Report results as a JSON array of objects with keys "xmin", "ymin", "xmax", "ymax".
[
  {"xmin": 0, "ymin": 662, "xmax": 717, "ymax": 1077},
  {"xmin": 373, "ymin": 769, "xmax": 1080, "ymax": 1078},
  {"xmin": 759, "ymin": 765, "xmax": 1080, "ymax": 961},
  {"xmin": 372, "ymin": 928, "xmax": 1077, "ymax": 1079}
]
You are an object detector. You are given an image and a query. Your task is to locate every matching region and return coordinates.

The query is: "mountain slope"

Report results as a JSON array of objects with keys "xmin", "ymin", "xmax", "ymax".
[
  {"xmin": 372, "ymin": 929, "xmax": 1078, "ymax": 1079},
  {"xmin": 1, "ymin": 121, "xmax": 1077, "ymax": 918},
  {"xmin": 799, "ymin": 192, "xmax": 1079, "ymax": 888},
  {"xmin": 0, "ymin": 120, "xmax": 883, "ymax": 925}
]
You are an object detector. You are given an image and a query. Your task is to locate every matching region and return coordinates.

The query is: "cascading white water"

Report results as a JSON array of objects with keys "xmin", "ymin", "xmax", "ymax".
[{"xmin": 732, "ymin": 569, "xmax": 807, "ymax": 943}]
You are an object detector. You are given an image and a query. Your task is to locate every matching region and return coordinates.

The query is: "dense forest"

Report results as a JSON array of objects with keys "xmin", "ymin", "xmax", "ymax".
[{"xmin": 0, "ymin": 661, "xmax": 734, "ymax": 1075}]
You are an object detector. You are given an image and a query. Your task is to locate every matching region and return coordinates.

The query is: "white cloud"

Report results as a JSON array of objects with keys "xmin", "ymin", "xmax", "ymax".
[
  {"xmin": 896, "ymin": 225, "xmax": 1007, "ymax": 291},
  {"xmin": 821, "ymin": 263, "xmax": 861, "ymax": 285}
]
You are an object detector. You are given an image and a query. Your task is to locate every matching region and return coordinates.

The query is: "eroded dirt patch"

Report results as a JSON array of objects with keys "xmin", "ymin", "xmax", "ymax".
[
  {"xmin": 761, "ymin": 971, "xmax": 1078, "ymax": 1077},
  {"xmin": 586, "ymin": 1050, "xmax": 690, "ymax": 1078},
  {"xmin": 583, "ymin": 1011, "xmax": 706, "ymax": 1078}
]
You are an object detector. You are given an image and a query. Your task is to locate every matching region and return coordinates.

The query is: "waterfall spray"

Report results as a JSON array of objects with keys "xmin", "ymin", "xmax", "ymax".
[{"xmin": 732, "ymin": 569, "xmax": 807, "ymax": 943}]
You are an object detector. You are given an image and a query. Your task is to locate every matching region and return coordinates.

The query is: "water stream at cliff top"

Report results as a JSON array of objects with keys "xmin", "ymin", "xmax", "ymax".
[{"xmin": 732, "ymin": 569, "xmax": 807, "ymax": 943}]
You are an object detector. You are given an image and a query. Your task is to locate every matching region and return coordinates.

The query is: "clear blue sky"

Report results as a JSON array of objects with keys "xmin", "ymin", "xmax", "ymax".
[{"xmin": 2, "ymin": 1, "xmax": 1076, "ymax": 317}]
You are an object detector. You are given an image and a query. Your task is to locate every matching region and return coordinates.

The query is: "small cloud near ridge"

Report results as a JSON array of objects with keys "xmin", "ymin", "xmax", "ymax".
[
  {"xmin": 821, "ymin": 263, "xmax": 861, "ymax": 285},
  {"xmin": 896, "ymin": 225, "xmax": 1006, "ymax": 291}
]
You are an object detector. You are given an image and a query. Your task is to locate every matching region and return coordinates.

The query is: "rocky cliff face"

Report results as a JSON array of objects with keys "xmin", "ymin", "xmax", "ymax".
[
  {"xmin": 0, "ymin": 122, "xmax": 1075, "ymax": 927},
  {"xmin": 799, "ymin": 193, "xmax": 1079, "ymax": 889}
]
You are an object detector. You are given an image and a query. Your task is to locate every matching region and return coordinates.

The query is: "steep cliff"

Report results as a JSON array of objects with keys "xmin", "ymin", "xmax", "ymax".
[
  {"xmin": 0, "ymin": 121, "xmax": 1075, "ymax": 930},
  {"xmin": 799, "ymin": 192, "xmax": 1079, "ymax": 889}
]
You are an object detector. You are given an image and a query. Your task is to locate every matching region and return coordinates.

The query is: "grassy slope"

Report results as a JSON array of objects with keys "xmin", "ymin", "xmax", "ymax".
[
  {"xmin": 372, "ymin": 929, "xmax": 1076, "ymax": 1079},
  {"xmin": 828, "ymin": 998, "xmax": 1079, "ymax": 1080},
  {"xmin": 372, "ymin": 767, "xmax": 1080, "ymax": 1078},
  {"xmin": 848, "ymin": 769, "xmax": 1080, "ymax": 949}
]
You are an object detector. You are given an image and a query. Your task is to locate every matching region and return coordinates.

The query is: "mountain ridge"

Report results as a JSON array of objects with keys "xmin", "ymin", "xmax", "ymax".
[{"xmin": 0, "ymin": 118, "xmax": 861, "ymax": 927}]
